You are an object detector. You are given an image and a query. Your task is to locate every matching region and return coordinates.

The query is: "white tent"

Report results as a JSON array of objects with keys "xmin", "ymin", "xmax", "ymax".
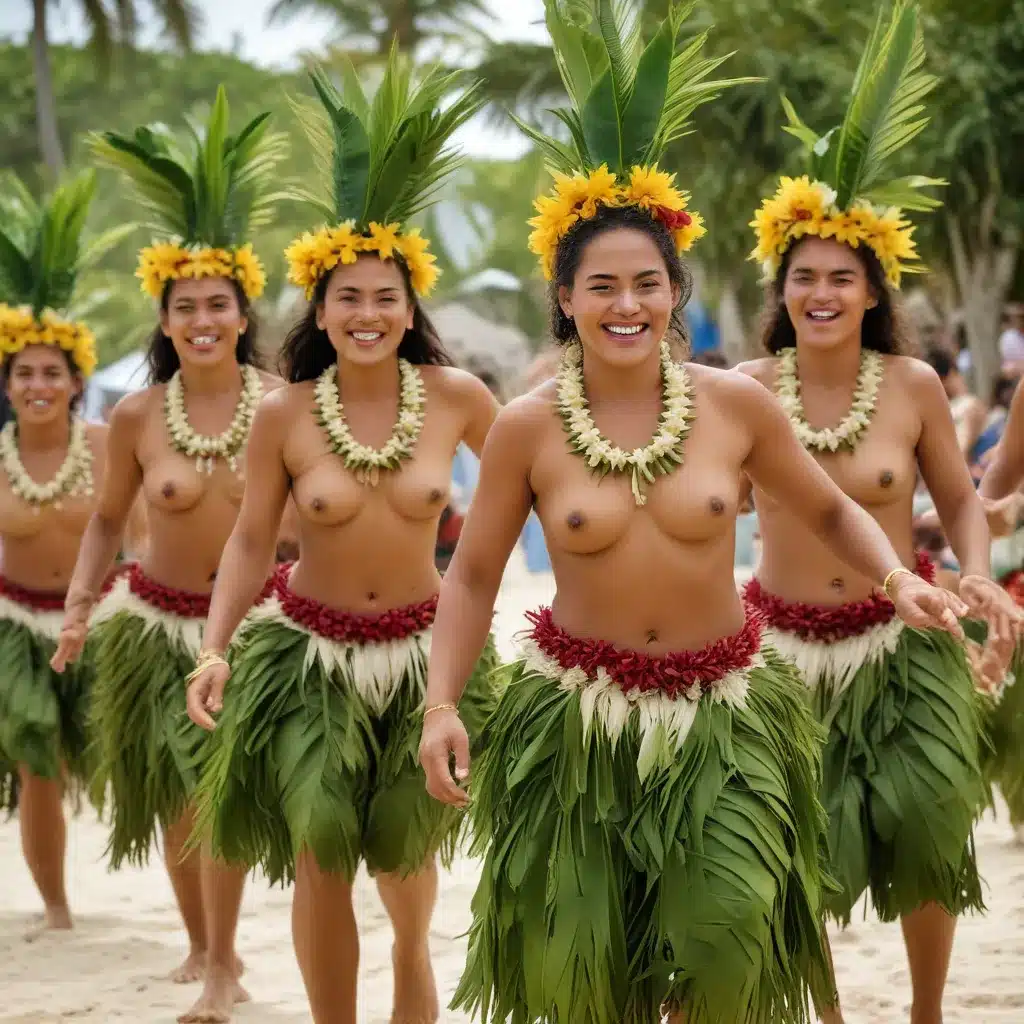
[{"xmin": 83, "ymin": 350, "xmax": 149, "ymax": 421}]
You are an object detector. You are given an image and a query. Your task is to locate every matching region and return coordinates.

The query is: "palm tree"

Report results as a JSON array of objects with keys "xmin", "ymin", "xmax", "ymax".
[
  {"xmin": 28, "ymin": 0, "xmax": 198, "ymax": 178},
  {"xmin": 267, "ymin": 0, "xmax": 494, "ymax": 56}
]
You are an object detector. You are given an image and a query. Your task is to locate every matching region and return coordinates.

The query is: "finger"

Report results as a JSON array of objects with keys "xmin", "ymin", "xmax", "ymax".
[
  {"xmin": 450, "ymin": 727, "xmax": 471, "ymax": 783},
  {"xmin": 207, "ymin": 672, "xmax": 229, "ymax": 714},
  {"xmin": 941, "ymin": 608, "xmax": 965, "ymax": 640},
  {"xmin": 186, "ymin": 686, "xmax": 217, "ymax": 731},
  {"xmin": 425, "ymin": 749, "xmax": 469, "ymax": 806},
  {"xmin": 49, "ymin": 642, "xmax": 68, "ymax": 674}
]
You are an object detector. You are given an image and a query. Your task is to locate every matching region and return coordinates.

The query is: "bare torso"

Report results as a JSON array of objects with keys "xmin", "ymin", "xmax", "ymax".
[
  {"xmin": 281, "ymin": 365, "xmax": 482, "ymax": 612},
  {"xmin": 525, "ymin": 364, "xmax": 751, "ymax": 652},
  {"xmin": 740, "ymin": 354, "xmax": 920, "ymax": 604},
  {"xmin": 132, "ymin": 369, "xmax": 281, "ymax": 592},
  {"xmin": 0, "ymin": 422, "xmax": 108, "ymax": 591}
]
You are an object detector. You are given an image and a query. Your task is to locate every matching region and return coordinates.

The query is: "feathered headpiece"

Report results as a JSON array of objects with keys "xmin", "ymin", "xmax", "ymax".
[
  {"xmin": 0, "ymin": 170, "xmax": 130, "ymax": 377},
  {"xmin": 284, "ymin": 46, "xmax": 485, "ymax": 299},
  {"xmin": 750, "ymin": 0, "xmax": 943, "ymax": 288},
  {"xmin": 90, "ymin": 86, "xmax": 290, "ymax": 301},
  {"xmin": 525, "ymin": 0, "xmax": 752, "ymax": 280}
]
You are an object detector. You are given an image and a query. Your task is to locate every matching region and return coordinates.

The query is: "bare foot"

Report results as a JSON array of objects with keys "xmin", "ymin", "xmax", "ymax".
[
  {"xmin": 177, "ymin": 964, "xmax": 250, "ymax": 1023},
  {"xmin": 390, "ymin": 944, "xmax": 439, "ymax": 1024},
  {"xmin": 23, "ymin": 905, "xmax": 73, "ymax": 942},
  {"xmin": 171, "ymin": 948, "xmax": 207, "ymax": 984}
]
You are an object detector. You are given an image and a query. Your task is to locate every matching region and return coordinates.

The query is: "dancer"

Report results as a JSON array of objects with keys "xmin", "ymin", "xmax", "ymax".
[
  {"xmin": 0, "ymin": 169, "xmax": 117, "ymax": 932},
  {"xmin": 184, "ymin": 55, "xmax": 499, "ymax": 1024},
  {"xmin": 51, "ymin": 89, "xmax": 289, "ymax": 1022},
  {"xmin": 418, "ymin": 4, "xmax": 968, "ymax": 1022},
  {"xmin": 739, "ymin": 4, "xmax": 1021, "ymax": 1021}
]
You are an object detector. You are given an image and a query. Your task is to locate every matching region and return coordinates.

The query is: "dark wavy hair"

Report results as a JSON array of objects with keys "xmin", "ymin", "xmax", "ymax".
[
  {"xmin": 278, "ymin": 257, "xmax": 454, "ymax": 383},
  {"xmin": 760, "ymin": 239, "xmax": 912, "ymax": 355},
  {"xmin": 2, "ymin": 345, "xmax": 84, "ymax": 412},
  {"xmin": 547, "ymin": 204, "xmax": 693, "ymax": 352},
  {"xmin": 147, "ymin": 277, "xmax": 261, "ymax": 384}
]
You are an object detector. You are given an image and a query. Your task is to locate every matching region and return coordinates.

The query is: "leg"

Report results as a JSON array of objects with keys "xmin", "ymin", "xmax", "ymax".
[
  {"xmin": 163, "ymin": 808, "xmax": 207, "ymax": 982},
  {"xmin": 293, "ymin": 850, "xmax": 359, "ymax": 1024},
  {"xmin": 17, "ymin": 764, "xmax": 71, "ymax": 934},
  {"xmin": 375, "ymin": 861, "xmax": 440, "ymax": 1024},
  {"xmin": 177, "ymin": 847, "xmax": 250, "ymax": 1022},
  {"xmin": 901, "ymin": 902, "xmax": 956, "ymax": 1024}
]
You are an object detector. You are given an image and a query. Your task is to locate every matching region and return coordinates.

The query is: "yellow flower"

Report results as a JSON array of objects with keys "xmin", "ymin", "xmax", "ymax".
[
  {"xmin": 231, "ymin": 243, "xmax": 267, "ymax": 299},
  {"xmin": 365, "ymin": 222, "xmax": 402, "ymax": 261},
  {"xmin": 622, "ymin": 165, "xmax": 686, "ymax": 212},
  {"xmin": 182, "ymin": 247, "xmax": 233, "ymax": 279},
  {"xmin": 396, "ymin": 229, "xmax": 440, "ymax": 297},
  {"xmin": 0, "ymin": 306, "xmax": 97, "ymax": 376},
  {"xmin": 137, "ymin": 241, "xmax": 191, "ymax": 297},
  {"xmin": 673, "ymin": 211, "xmax": 706, "ymax": 252}
]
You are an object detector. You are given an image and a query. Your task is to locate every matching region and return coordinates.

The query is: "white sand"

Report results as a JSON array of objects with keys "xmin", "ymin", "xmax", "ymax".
[{"xmin": 2, "ymin": 554, "xmax": 1023, "ymax": 1022}]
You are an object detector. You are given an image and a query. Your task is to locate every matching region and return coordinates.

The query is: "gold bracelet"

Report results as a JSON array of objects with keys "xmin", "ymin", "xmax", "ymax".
[
  {"xmin": 424, "ymin": 702, "xmax": 460, "ymax": 718},
  {"xmin": 185, "ymin": 648, "xmax": 229, "ymax": 686},
  {"xmin": 882, "ymin": 567, "xmax": 915, "ymax": 599}
]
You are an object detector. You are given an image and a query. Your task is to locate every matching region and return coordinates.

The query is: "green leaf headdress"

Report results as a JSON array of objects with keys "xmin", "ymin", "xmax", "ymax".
[
  {"xmin": 525, "ymin": 0, "xmax": 753, "ymax": 280},
  {"xmin": 0, "ymin": 170, "xmax": 131, "ymax": 377},
  {"xmin": 284, "ymin": 45, "xmax": 485, "ymax": 299},
  {"xmin": 90, "ymin": 86, "xmax": 290, "ymax": 301},
  {"xmin": 750, "ymin": 0, "xmax": 944, "ymax": 287}
]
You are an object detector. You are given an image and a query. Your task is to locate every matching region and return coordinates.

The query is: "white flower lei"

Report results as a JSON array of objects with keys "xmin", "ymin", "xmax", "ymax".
[
  {"xmin": 556, "ymin": 339, "xmax": 696, "ymax": 506},
  {"xmin": 775, "ymin": 346, "xmax": 884, "ymax": 453},
  {"xmin": 0, "ymin": 416, "xmax": 94, "ymax": 512},
  {"xmin": 164, "ymin": 364, "xmax": 263, "ymax": 474},
  {"xmin": 314, "ymin": 359, "xmax": 427, "ymax": 485}
]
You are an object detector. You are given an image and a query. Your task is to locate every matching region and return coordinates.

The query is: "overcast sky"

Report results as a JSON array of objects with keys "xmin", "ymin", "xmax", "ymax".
[{"xmin": 1, "ymin": 0, "xmax": 550, "ymax": 157}]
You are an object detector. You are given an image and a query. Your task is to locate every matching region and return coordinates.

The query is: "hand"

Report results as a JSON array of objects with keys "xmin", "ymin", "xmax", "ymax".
[
  {"xmin": 980, "ymin": 494, "xmax": 1024, "ymax": 539},
  {"xmin": 50, "ymin": 608, "xmax": 90, "ymax": 673},
  {"xmin": 959, "ymin": 573, "xmax": 1024, "ymax": 656},
  {"xmin": 185, "ymin": 661, "xmax": 232, "ymax": 731},
  {"xmin": 965, "ymin": 636, "xmax": 1013, "ymax": 695},
  {"xmin": 889, "ymin": 574, "xmax": 967, "ymax": 639},
  {"xmin": 419, "ymin": 709, "xmax": 471, "ymax": 808}
]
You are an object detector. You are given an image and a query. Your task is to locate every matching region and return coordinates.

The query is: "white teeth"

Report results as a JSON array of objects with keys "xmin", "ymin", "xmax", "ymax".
[
  {"xmin": 605, "ymin": 324, "xmax": 646, "ymax": 336},
  {"xmin": 190, "ymin": 335, "xmax": 217, "ymax": 345},
  {"xmin": 352, "ymin": 331, "xmax": 383, "ymax": 342},
  {"xmin": 808, "ymin": 311, "xmax": 839, "ymax": 320},
  {"xmin": 31, "ymin": 400, "xmax": 49, "ymax": 407}
]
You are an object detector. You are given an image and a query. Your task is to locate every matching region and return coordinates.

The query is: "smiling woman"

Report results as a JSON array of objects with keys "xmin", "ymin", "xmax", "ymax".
[{"xmin": 51, "ymin": 87, "xmax": 292, "ymax": 1024}]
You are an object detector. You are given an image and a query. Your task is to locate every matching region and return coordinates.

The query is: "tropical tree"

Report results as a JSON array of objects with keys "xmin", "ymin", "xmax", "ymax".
[
  {"xmin": 266, "ymin": 0, "xmax": 493, "ymax": 56},
  {"xmin": 28, "ymin": 0, "xmax": 198, "ymax": 178}
]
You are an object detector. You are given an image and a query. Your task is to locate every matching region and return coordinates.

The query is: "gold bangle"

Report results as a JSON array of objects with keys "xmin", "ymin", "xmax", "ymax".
[
  {"xmin": 185, "ymin": 648, "xmax": 229, "ymax": 686},
  {"xmin": 424, "ymin": 702, "xmax": 459, "ymax": 718},
  {"xmin": 882, "ymin": 567, "xmax": 915, "ymax": 599}
]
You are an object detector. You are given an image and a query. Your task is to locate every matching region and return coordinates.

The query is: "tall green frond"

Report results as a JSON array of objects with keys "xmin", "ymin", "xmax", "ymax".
[{"xmin": 90, "ymin": 86, "xmax": 291, "ymax": 249}]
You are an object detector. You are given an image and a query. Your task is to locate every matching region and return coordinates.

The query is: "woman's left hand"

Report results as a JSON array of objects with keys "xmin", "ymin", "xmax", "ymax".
[
  {"xmin": 889, "ymin": 575, "xmax": 967, "ymax": 638},
  {"xmin": 959, "ymin": 573, "xmax": 1024, "ymax": 660}
]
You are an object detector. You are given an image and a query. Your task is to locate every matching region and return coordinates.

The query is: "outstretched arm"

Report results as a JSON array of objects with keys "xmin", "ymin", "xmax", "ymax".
[{"xmin": 979, "ymin": 377, "xmax": 1024, "ymax": 502}]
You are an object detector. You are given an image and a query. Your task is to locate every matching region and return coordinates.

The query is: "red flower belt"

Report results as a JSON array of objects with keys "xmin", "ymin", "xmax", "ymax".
[
  {"xmin": 0, "ymin": 567, "xmax": 126, "ymax": 613},
  {"xmin": 1000, "ymin": 568, "xmax": 1024, "ymax": 608},
  {"xmin": 743, "ymin": 550, "xmax": 935, "ymax": 642},
  {"xmin": 127, "ymin": 563, "xmax": 277, "ymax": 619},
  {"xmin": 272, "ymin": 567, "xmax": 438, "ymax": 645},
  {"xmin": 524, "ymin": 606, "xmax": 763, "ymax": 699}
]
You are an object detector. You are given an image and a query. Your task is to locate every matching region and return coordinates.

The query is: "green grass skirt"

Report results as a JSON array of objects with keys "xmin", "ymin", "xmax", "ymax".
[
  {"xmin": 192, "ymin": 610, "xmax": 501, "ymax": 885},
  {"xmin": 779, "ymin": 624, "xmax": 986, "ymax": 924},
  {"xmin": 89, "ymin": 601, "xmax": 210, "ymax": 868},
  {"xmin": 0, "ymin": 611, "xmax": 94, "ymax": 813},
  {"xmin": 453, "ymin": 648, "xmax": 836, "ymax": 1024}
]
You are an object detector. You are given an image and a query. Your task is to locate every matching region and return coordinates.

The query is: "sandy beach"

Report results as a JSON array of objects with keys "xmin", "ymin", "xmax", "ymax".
[{"xmin": 2, "ymin": 556, "xmax": 1023, "ymax": 1022}]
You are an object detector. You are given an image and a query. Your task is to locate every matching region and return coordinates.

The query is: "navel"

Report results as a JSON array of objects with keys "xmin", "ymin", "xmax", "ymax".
[
  {"xmin": 645, "ymin": 629, "xmax": 658, "ymax": 645},
  {"xmin": 567, "ymin": 511, "xmax": 585, "ymax": 530},
  {"xmin": 879, "ymin": 470, "xmax": 894, "ymax": 488},
  {"xmin": 709, "ymin": 497, "xmax": 725, "ymax": 515},
  {"xmin": 367, "ymin": 591, "xmax": 378, "ymax": 601},
  {"xmin": 830, "ymin": 577, "xmax": 845, "ymax": 592},
  {"xmin": 161, "ymin": 482, "xmax": 176, "ymax": 499}
]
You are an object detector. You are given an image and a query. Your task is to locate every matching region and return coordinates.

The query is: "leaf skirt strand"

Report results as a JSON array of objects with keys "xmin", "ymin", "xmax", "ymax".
[
  {"xmin": 756, "ymin": 599, "xmax": 986, "ymax": 925},
  {"xmin": 454, "ymin": 631, "xmax": 836, "ymax": 1024},
  {"xmin": 191, "ymin": 596, "xmax": 501, "ymax": 885}
]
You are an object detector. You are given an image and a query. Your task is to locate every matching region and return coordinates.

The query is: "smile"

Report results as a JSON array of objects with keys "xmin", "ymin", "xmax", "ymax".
[
  {"xmin": 807, "ymin": 311, "xmax": 840, "ymax": 322},
  {"xmin": 352, "ymin": 331, "xmax": 384, "ymax": 342},
  {"xmin": 603, "ymin": 324, "xmax": 648, "ymax": 336},
  {"xmin": 188, "ymin": 335, "xmax": 218, "ymax": 347}
]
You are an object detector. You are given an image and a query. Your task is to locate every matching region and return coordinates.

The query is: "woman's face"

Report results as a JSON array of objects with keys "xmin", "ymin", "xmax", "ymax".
[
  {"xmin": 5, "ymin": 345, "xmax": 81, "ymax": 426},
  {"xmin": 317, "ymin": 256, "xmax": 415, "ymax": 367},
  {"xmin": 783, "ymin": 236, "xmax": 877, "ymax": 350},
  {"xmin": 160, "ymin": 276, "xmax": 247, "ymax": 371},
  {"xmin": 558, "ymin": 228, "xmax": 680, "ymax": 370}
]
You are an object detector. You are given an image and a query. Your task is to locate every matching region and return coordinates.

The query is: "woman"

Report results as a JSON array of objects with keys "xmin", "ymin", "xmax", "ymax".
[
  {"xmin": 739, "ymin": 6, "xmax": 1019, "ymax": 1021},
  {"xmin": 0, "ymin": 169, "xmax": 110, "ymax": 933},
  {"xmin": 418, "ymin": 5, "xmax": 968, "ymax": 1022},
  {"xmin": 923, "ymin": 344, "xmax": 986, "ymax": 465},
  {"xmin": 51, "ymin": 89, "xmax": 288, "ymax": 1023},
  {"xmin": 183, "ymin": 59, "xmax": 499, "ymax": 1023}
]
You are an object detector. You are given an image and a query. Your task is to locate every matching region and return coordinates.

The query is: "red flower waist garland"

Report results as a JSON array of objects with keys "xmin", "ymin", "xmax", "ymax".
[
  {"xmin": 524, "ymin": 606, "xmax": 764, "ymax": 699},
  {"xmin": 743, "ymin": 550, "xmax": 935, "ymax": 642},
  {"xmin": 128, "ymin": 563, "xmax": 277, "ymax": 619},
  {"xmin": 0, "ymin": 567, "xmax": 126, "ymax": 613},
  {"xmin": 1000, "ymin": 569, "xmax": 1024, "ymax": 609},
  {"xmin": 273, "ymin": 568, "xmax": 438, "ymax": 644}
]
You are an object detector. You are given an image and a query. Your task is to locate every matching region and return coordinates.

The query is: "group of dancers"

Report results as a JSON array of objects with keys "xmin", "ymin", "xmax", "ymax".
[{"xmin": 2, "ymin": 1, "xmax": 1024, "ymax": 1022}]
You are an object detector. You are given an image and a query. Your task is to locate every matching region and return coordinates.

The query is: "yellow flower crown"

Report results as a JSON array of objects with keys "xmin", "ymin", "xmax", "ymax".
[
  {"xmin": 284, "ymin": 221, "xmax": 439, "ymax": 300},
  {"xmin": 0, "ymin": 304, "xmax": 98, "ymax": 378},
  {"xmin": 750, "ymin": 176, "xmax": 920, "ymax": 289},
  {"xmin": 528, "ymin": 165, "xmax": 706, "ymax": 282},
  {"xmin": 137, "ymin": 241, "xmax": 267, "ymax": 301}
]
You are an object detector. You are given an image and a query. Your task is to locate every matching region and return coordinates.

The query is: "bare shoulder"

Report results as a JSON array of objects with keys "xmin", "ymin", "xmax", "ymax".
[
  {"xmin": 257, "ymin": 380, "xmax": 313, "ymax": 420},
  {"xmin": 256, "ymin": 368, "xmax": 286, "ymax": 393},
  {"xmin": 731, "ymin": 356, "xmax": 777, "ymax": 389},
  {"xmin": 421, "ymin": 364, "xmax": 494, "ymax": 406},
  {"xmin": 690, "ymin": 361, "xmax": 775, "ymax": 410},
  {"xmin": 885, "ymin": 353, "xmax": 945, "ymax": 403},
  {"xmin": 484, "ymin": 386, "xmax": 555, "ymax": 452},
  {"xmin": 107, "ymin": 386, "xmax": 159, "ymax": 432}
]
